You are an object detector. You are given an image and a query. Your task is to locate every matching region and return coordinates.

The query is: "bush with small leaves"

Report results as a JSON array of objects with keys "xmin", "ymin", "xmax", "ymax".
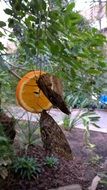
[
  {"xmin": 12, "ymin": 156, "xmax": 41, "ymax": 179},
  {"xmin": 44, "ymin": 156, "xmax": 59, "ymax": 168}
]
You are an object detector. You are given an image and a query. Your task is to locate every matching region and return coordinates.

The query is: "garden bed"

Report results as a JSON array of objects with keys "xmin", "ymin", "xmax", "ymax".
[{"xmin": 1, "ymin": 127, "xmax": 107, "ymax": 190}]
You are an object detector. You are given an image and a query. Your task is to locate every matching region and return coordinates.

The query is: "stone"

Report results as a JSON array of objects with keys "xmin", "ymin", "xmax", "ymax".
[
  {"xmin": 49, "ymin": 184, "xmax": 82, "ymax": 190},
  {"xmin": 88, "ymin": 175, "xmax": 101, "ymax": 190}
]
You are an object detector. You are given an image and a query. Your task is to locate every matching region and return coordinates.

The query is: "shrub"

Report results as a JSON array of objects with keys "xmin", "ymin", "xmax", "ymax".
[
  {"xmin": 44, "ymin": 156, "xmax": 59, "ymax": 168},
  {"xmin": 12, "ymin": 156, "xmax": 41, "ymax": 179}
]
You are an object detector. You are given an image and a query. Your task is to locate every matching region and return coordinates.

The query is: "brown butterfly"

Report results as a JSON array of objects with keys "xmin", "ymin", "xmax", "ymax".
[
  {"xmin": 40, "ymin": 110, "xmax": 73, "ymax": 160},
  {"xmin": 36, "ymin": 73, "xmax": 70, "ymax": 115}
]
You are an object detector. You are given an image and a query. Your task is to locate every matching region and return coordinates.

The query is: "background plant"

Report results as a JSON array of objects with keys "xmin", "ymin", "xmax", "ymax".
[
  {"xmin": 89, "ymin": 154, "xmax": 102, "ymax": 166},
  {"xmin": 63, "ymin": 108, "xmax": 100, "ymax": 129},
  {"xmin": 63, "ymin": 108, "xmax": 100, "ymax": 148},
  {"xmin": 16, "ymin": 119, "xmax": 41, "ymax": 151},
  {"xmin": 0, "ymin": 1, "xmax": 107, "ymax": 108},
  {"xmin": 98, "ymin": 172, "xmax": 107, "ymax": 187},
  {"xmin": 12, "ymin": 156, "xmax": 41, "ymax": 179},
  {"xmin": 44, "ymin": 156, "xmax": 59, "ymax": 168}
]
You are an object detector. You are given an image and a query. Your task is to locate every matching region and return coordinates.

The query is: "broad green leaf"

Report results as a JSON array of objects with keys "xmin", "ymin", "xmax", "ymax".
[
  {"xmin": 65, "ymin": 2, "xmax": 75, "ymax": 12},
  {"xmin": 42, "ymin": 0, "xmax": 46, "ymax": 10},
  {"xmin": 87, "ymin": 69, "xmax": 102, "ymax": 75},
  {"xmin": 99, "ymin": 61, "xmax": 107, "ymax": 67},
  {"xmin": 0, "ymin": 42, "xmax": 5, "ymax": 50},
  {"xmin": 4, "ymin": 8, "xmax": 13, "ymax": 15},
  {"xmin": 28, "ymin": 15, "xmax": 36, "ymax": 22},
  {"xmin": 0, "ymin": 21, "xmax": 6, "ymax": 27},
  {"xmin": 0, "ymin": 31, "xmax": 4, "ymax": 37},
  {"xmin": 8, "ymin": 18, "xmax": 15, "ymax": 28}
]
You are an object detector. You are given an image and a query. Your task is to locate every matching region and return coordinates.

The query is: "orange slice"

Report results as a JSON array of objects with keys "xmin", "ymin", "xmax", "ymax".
[{"xmin": 16, "ymin": 70, "xmax": 52, "ymax": 113}]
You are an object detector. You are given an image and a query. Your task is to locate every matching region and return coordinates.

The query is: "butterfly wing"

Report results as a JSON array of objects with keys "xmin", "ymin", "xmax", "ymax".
[
  {"xmin": 37, "ymin": 74, "xmax": 70, "ymax": 115},
  {"xmin": 40, "ymin": 110, "xmax": 73, "ymax": 160}
]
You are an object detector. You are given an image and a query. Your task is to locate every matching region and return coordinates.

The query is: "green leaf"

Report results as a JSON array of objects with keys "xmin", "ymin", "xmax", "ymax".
[
  {"xmin": 99, "ymin": 61, "xmax": 107, "ymax": 67},
  {"xmin": 8, "ymin": 18, "xmax": 15, "ymax": 28},
  {"xmin": 42, "ymin": 0, "xmax": 46, "ymax": 10},
  {"xmin": 92, "ymin": 123, "xmax": 100, "ymax": 128},
  {"xmin": 0, "ymin": 21, "xmax": 6, "ymax": 27},
  {"xmin": 28, "ymin": 15, "xmax": 36, "ymax": 22},
  {"xmin": 0, "ymin": 31, "xmax": 4, "ymax": 37},
  {"xmin": 87, "ymin": 69, "xmax": 102, "ymax": 75},
  {"xmin": 0, "ymin": 42, "xmax": 5, "ymax": 50},
  {"xmin": 65, "ymin": 2, "xmax": 75, "ymax": 12},
  {"xmin": 4, "ymin": 8, "xmax": 13, "ymax": 15}
]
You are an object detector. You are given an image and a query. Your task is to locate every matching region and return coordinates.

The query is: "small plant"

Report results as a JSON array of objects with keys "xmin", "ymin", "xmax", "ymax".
[
  {"xmin": 12, "ymin": 156, "xmax": 41, "ymax": 179},
  {"xmin": 89, "ymin": 154, "xmax": 102, "ymax": 166},
  {"xmin": 98, "ymin": 172, "xmax": 107, "ymax": 186},
  {"xmin": 17, "ymin": 120, "xmax": 41, "ymax": 151},
  {"xmin": 44, "ymin": 156, "xmax": 59, "ymax": 168}
]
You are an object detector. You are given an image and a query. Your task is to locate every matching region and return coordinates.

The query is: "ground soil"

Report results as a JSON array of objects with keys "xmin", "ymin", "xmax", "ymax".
[{"xmin": 0, "ymin": 127, "xmax": 107, "ymax": 190}]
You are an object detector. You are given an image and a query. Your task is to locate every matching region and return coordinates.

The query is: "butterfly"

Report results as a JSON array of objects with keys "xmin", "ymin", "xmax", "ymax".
[
  {"xmin": 36, "ymin": 73, "xmax": 70, "ymax": 115},
  {"xmin": 40, "ymin": 110, "xmax": 73, "ymax": 160}
]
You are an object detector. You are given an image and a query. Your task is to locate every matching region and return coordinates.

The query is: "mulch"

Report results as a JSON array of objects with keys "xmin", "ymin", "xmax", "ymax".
[{"xmin": 1, "ymin": 128, "xmax": 107, "ymax": 190}]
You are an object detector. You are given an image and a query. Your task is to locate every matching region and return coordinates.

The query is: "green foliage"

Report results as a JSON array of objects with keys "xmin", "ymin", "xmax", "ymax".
[
  {"xmin": 0, "ymin": 124, "xmax": 13, "ymax": 179},
  {"xmin": 63, "ymin": 109, "xmax": 100, "ymax": 147},
  {"xmin": 2, "ymin": 0, "xmax": 106, "ymax": 102},
  {"xmin": 98, "ymin": 172, "xmax": 107, "ymax": 186},
  {"xmin": 0, "ymin": 21, "xmax": 6, "ymax": 28},
  {"xmin": 64, "ymin": 109, "xmax": 100, "ymax": 131},
  {"xmin": 66, "ymin": 93, "xmax": 98, "ymax": 109},
  {"xmin": 0, "ymin": 54, "xmax": 20, "ymax": 105},
  {"xmin": 12, "ymin": 156, "xmax": 40, "ymax": 179},
  {"xmin": 44, "ymin": 156, "xmax": 59, "ymax": 168},
  {"xmin": 0, "ymin": 1, "xmax": 107, "ymax": 107},
  {"xmin": 0, "ymin": 72, "xmax": 16, "ymax": 104},
  {"xmin": 17, "ymin": 120, "xmax": 40, "ymax": 150},
  {"xmin": 89, "ymin": 154, "xmax": 102, "ymax": 166}
]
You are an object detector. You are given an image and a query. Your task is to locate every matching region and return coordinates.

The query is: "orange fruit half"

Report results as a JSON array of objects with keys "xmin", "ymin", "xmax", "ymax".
[{"xmin": 16, "ymin": 70, "xmax": 52, "ymax": 113}]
